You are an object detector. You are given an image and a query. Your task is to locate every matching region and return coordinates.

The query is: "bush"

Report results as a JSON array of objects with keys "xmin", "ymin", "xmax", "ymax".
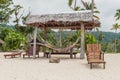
[{"xmin": 0, "ymin": 28, "xmax": 26, "ymax": 51}]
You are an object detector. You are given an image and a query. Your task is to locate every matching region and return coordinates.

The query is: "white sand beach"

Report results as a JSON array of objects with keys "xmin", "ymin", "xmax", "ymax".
[{"xmin": 0, "ymin": 52, "xmax": 120, "ymax": 80}]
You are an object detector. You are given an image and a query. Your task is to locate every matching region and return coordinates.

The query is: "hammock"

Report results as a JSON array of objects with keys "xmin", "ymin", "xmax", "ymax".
[{"xmin": 38, "ymin": 36, "xmax": 80, "ymax": 52}]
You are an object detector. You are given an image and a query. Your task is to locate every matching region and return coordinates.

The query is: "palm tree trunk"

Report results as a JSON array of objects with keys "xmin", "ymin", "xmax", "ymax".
[
  {"xmin": 115, "ymin": 30, "xmax": 117, "ymax": 53},
  {"xmin": 80, "ymin": 23, "xmax": 85, "ymax": 59},
  {"xmin": 33, "ymin": 27, "xmax": 37, "ymax": 59}
]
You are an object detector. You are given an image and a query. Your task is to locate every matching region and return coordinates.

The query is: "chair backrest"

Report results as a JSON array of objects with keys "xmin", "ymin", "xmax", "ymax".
[
  {"xmin": 92, "ymin": 44, "xmax": 101, "ymax": 51},
  {"xmin": 27, "ymin": 45, "xmax": 40, "ymax": 55},
  {"xmin": 36, "ymin": 45, "xmax": 40, "ymax": 55},
  {"xmin": 87, "ymin": 44, "xmax": 93, "ymax": 52},
  {"xmin": 87, "ymin": 44, "xmax": 101, "ymax": 52},
  {"xmin": 27, "ymin": 46, "xmax": 33, "ymax": 55},
  {"xmin": 87, "ymin": 44, "xmax": 101, "ymax": 60}
]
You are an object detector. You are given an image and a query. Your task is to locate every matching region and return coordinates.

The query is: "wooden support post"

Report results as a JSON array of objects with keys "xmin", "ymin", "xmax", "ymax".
[
  {"xmin": 59, "ymin": 29, "xmax": 62, "ymax": 48},
  {"xmin": 80, "ymin": 23, "xmax": 85, "ymax": 59},
  {"xmin": 43, "ymin": 28, "xmax": 47, "ymax": 57},
  {"xmin": 70, "ymin": 49, "xmax": 73, "ymax": 59},
  {"xmin": 33, "ymin": 27, "xmax": 38, "ymax": 59}
]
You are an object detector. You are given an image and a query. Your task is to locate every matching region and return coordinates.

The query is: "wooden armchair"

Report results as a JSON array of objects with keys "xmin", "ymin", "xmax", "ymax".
[
  {"xmin": 86, "ymin": 44, "xmax": 106, "ymax": 69},
  {"xmin": 23, "ymin": 45, "xmax": 40, "ymax": 58}
]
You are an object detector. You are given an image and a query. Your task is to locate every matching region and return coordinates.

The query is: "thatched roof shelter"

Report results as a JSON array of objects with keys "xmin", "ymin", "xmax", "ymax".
[
  {"xmin": 25, "ymin": 11, "xmax": 100, "ymax": 30},
  {"xmin": 25, "ymin": 10, "xmax": 101, "ymax": 59}
]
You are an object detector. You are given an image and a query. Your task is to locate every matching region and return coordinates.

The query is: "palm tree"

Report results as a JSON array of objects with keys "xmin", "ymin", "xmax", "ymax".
[
  {"xmin": 81, "ymin": 0, "xmax": 100, "ymax": 20},
  {"xmin": 111, "ymin": 23, "xmax": 120, "ymax": 53},
  {"xmin": 68, "ymin": 0, "xmax": 100, "ymax": 16},
  {"xmin": 114, "ymin": 9, "xmax": 120, "ymax": 21},
  {"xmin": 68, "ymin": 0, "xmax": 81, "ymax": 11},
  {"xmin": 98, "ymin": 32, "xmax": 104, "ymax": 43}
]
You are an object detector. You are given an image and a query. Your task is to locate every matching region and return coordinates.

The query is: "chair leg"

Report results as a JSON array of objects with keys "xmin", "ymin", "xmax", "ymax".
[
  {"xmin": 38, "ymin": 54, "xmax": 39, "ymax": 58},
  {"xmin": 103, "ymin": 63, "xmax": 105, "ymax": 69},
  {"xmin": 74, "ymin": 54, "xmax": 76, "ymax": 59},
  {"xmin": 23, "ymin": 55, "xmax": 25, "ymax": 58},
  {"xmin": 49, "ymin": 53, "xmax": 51, "ymax": 58},
  {"xmin": 70, "ymin": 54, "xmax": 73, "ymax": 59},
  {"xmin": 90, "ymin": 63, "xmax": 92, "ymax": 69}
]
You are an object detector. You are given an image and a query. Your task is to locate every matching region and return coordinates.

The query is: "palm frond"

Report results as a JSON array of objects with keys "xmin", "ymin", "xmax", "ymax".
[
  {"xmin": 81, "ymin": 0, "xmax": 87, "ymax": 8},
  {"xmin": 74, "ymin": 6, "xmax": 80, "ymax": 11},
  {"xmin": 93, "ymin": 15, "xmax": 100, "ymax": 20},
  {"xmin": 94, "ymin": 10, "xmax": 100, "ymax": 14},
  {"xmin": 68, "ymin": 0, "xmax": 73, "ymax": 7}
]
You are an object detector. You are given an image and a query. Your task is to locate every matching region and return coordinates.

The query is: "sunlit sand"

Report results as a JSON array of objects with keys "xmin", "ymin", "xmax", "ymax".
[{"xmin": 0, "ymin": 52, "xmax": 120, "ymax": 80}]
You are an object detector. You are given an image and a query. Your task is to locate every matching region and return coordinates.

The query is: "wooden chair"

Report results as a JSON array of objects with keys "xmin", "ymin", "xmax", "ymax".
[
  {"xmin": 86, "ymin": 44, "xmax": 106, "ymax": 69},
  {"xmin": 23, "ymin": 45, "xmax": 40, "ymax": 58}
]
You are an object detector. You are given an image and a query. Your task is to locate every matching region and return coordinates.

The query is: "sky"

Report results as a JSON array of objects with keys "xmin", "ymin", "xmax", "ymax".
[{"xmin": 13, "ymin": 0, "xmax": 120, "ymax": 32}]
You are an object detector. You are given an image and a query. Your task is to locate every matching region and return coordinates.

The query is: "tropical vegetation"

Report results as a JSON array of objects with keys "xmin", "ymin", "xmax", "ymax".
[{"xmin": 0, "ymin": 0, "xmax": 120, "ymax": 53}]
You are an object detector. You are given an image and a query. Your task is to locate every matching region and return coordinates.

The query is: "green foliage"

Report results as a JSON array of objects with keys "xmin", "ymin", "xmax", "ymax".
[
  {"xmin": 68, "ymin": 0, "xmax": 100, "ymax": 20},
  {"xmin": 12, "ymin": 5, "xmax": 23, "ymax": 29},
  {"xmin": 68, "ymin": 0, "xmax": 73, "ymax": 7},
  {"xmin": 16, "ymin": 26, "xmax": 34, "ymax": 36},
  {"xmin": 116, "ymin": 41, "xmax": 120, "ymax": 52},
  {"xmin": 0, "ymin": 27, "xmax": 14, "ymax": 40},
  {"xmin": 0, "ymin": 0, "xmax": 13, "ymax": 23},
  {"xmin": 0, "ymin": 0, "xmax": 11, "ymax": 4},
  {"xmin": 0, "ymin": 28, "xmax": 26, "ymax": 51},
  {"xmin": 115, "ymin": 9, "xmax": 120, "ymax": 21},
  {"xmin": 68, "ymin": 0, "xmax": 81, "ymax": 11},
  {"xmin": 98, "ymin": 32, "xmax": 104, "ymax": 43},
  {"xmin": 37, "ymin": 29, "xmax": 57, "ymax": 47},
  {"xmin": 111, "ymin": 23, "xmax": 120, "ymax": 31},
  {"xmin": 85, "ymin": 33, "xmax": 97, "ymax": 44}
]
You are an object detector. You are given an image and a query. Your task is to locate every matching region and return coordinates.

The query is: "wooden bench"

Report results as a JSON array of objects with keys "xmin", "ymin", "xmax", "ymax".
[
  {"xmin": 4, "ymin": 52, "xmax": 22, "ymax": 58},
  {"xmin": 88, "ymin": 59, "xmax": 106, "ymax": 69},
  {"xmin": 45, "ymin": 52, "xmax": 77, "ymax": 59}
]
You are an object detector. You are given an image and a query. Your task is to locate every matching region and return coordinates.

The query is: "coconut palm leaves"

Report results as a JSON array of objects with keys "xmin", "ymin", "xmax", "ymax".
[
  {"xmin": 111, "ymin": 23, "xmax": 120, "ymax": 31},
  {"xmin": 114, "ymin": 9, "xmax": 120, "ymax": 21},
  {"xmin": 111, "ymin": 23, "xmax": 120, "ymax": 53},
  {"xmin": 68, "ymin": 0, "xmax": 100, "ymax": 20},
  {"xmin": 68, "ymin": 0, "xmax": 81, "ymax": 11},
  {"xmin": 81, "ymin": 0, "xmax": 100, "ymax": 20}
]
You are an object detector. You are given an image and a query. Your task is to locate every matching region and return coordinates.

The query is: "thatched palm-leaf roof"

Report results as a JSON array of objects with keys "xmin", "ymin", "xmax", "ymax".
[{"xmin": 25, "ymin": 11, "xmax": 100, "ymax": 30}]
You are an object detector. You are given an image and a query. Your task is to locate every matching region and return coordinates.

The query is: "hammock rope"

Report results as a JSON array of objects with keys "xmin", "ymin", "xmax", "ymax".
[{"xmin": 36, "ymin": 35, "xmax": 80, "ymax": 52}]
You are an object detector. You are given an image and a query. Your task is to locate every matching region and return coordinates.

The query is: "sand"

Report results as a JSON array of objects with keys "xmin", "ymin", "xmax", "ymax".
[{"xmin": 0, "ymin": 52, "xmax": 120, "ymax": 80}]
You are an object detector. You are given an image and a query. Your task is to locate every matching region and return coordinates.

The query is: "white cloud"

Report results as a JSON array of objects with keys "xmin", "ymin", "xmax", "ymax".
[{"xmin": 12, "ymin": 0, "xmax": 120, "ymax": 32}]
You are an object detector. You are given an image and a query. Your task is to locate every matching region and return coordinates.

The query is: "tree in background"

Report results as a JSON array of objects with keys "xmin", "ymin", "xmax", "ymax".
[
  {"xmin": 98, "ymin": 32, "xmax": 104, "ymax": 43},
  {"xmin": 12, "ymin": 5, "xmax": 23, "ymax": 30},
  {"xmin": 12, "ymin": 4, "xmax": 34, "ymax": 38},
  {"xmin": 0, "ymin": 0, "xmax": 34, "ymax": 51},
  {"xmin": 111, "ymin": 23, "xmax": 120, "ymax": 53},
  {"xmin": 0, "ymin": 28, "xmax": 26, "ymax": 51},
  {"xmin": 81, "ymin": 0, "xmax": 100, "ymax": 20},
  {"xmin": 68, "ymin": 0, "xmax": 81, "ymax": 11},
  {"xmin": 68, "ymin": 0, "xmax": 100, "ymax": 19},
  {"xmin": 110, "ymin": 8, "xmax": 120, "ymax": 53},
  {"xmin": 115, "ymin": 9, "xmax": 120, "ymax": 21},
  {"xmin": 0, "ymin": 0, "xmax": 14, "ymax": 24}
]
